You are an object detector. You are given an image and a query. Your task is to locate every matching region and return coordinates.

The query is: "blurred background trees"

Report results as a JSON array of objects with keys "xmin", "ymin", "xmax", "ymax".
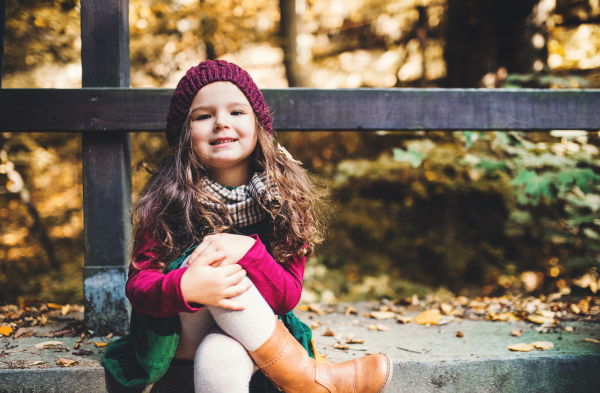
[{"xmin": 2, "ymin": 0, "xmax": 600, "ymax": 304}]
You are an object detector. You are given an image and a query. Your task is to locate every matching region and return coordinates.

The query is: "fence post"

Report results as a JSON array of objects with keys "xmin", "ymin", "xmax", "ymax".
[{"xmin": 81, "ymin": 0, "xmax": 131, "ymax": 334}]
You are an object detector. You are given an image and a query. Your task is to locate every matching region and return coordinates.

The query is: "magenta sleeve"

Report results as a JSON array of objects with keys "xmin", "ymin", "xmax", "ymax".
[
  {"xmin": 237, "ymin": 236, "xmax": 306, "ymax": 315},
  {"xmin": 126, "ymin": 232, "xmax": 203, "ymax": 318}
]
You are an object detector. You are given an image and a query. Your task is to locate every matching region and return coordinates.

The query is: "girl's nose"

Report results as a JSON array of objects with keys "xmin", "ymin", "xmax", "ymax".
[{"xmin": 213, "ymin": 114, "xmax": 230, "ymax": 131}]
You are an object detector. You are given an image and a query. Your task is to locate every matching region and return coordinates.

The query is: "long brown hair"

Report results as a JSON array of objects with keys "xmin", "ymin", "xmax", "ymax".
[{"xmin": 131, "ymin": 114, "xmax": 327, "ymax": 272}]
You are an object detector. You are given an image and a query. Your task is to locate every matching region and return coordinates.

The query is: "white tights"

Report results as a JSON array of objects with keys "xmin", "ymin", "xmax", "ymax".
[{"xmin": 174, "ymin": 276, "xmax": 277, "ymax": 393}]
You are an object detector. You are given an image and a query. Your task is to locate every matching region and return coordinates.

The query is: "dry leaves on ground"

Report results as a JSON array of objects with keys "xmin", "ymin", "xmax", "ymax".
[
  {"xmin": 56, "ymin": 358, "xmax": 78, "ymax": 367},
  {"xmin": 415, "ymin": 310, "xmax": 442, "ymax": 325},
  {"xmin": 508, "ymin": 341, "xmax": 554, "ymax": 351},
  {"xmin": 456, "ymin": 331, "xmax": 464, "ymax": 338},
  {"xmin": 584, "ymin": 338, "xmax": 600, "ymax": 344},
  {"xmin": 511, "ymin": 329, "xmax": 523, "ymax": 337},
  {"xmin": 321, "ymin": 327, "xmax": 335, "ymax": 337}
]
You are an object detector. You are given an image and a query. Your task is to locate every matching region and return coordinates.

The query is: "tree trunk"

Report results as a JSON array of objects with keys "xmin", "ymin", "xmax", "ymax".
[
  {"xmin": 279, "ymin": 0, "xmax": 302, "ymax": 87},
  {"xmin": 444, "ymin": 0, "xmax": 544, "ymax": 87}
]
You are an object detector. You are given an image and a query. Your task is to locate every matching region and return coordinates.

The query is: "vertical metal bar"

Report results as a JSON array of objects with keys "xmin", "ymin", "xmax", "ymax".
[{"xmin": 80, "ymin": 0, "xmax": 131, "ymax": 334}]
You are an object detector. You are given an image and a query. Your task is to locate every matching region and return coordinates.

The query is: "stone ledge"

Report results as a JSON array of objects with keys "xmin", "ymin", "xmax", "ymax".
[{"xmin": 1, "ymin": 302, "xmax": 600, "ymax": 392}]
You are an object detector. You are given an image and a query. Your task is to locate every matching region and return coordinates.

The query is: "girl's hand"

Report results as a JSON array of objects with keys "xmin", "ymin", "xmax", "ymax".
[
  {"xmin": 180, "ymin": 249, "xmax": 252, "ymax": 310},
  {"xmin": 187, "ymin": 233, "xmax": 256, "ymax": 268}
]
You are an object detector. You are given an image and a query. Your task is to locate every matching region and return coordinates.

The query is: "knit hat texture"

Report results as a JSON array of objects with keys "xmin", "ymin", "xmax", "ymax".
[{"xmin": 166, "ymin": 60, "xmax": 273, "ymax": 147}]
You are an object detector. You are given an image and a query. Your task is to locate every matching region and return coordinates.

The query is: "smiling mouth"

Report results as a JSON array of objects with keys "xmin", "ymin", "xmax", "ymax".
[{"xmin": 210, "ymin": 138, "xmax": 238, "ymax": 146}]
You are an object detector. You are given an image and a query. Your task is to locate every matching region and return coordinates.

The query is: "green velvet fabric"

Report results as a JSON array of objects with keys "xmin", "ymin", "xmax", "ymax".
[{"xmin": 103, "ymin": 238, "xmax": 313, "ymax": 392}]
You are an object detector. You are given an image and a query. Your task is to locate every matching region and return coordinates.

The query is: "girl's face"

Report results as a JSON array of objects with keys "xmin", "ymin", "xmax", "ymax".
[{"xmin": 189, "ymin": 81, "xmax": 258, "ymax": 185}]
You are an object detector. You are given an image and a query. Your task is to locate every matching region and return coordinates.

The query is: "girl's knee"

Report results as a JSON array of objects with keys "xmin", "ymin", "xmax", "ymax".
[{"xmin": 194, "ymin": 331, "xmax": 255, "ymax": 392}]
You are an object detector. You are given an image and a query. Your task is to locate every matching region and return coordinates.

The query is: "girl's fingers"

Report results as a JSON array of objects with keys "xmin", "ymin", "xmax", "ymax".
[
  {"xmin": 223, "ymin": 279, "xmax": 252, "ymax": 298},
  {"xmin": 188, "ymin": 236, "xmax": 215, "ymax": 264},
  {"xmin": 215, "ymin": 299, "xmax": 246, "ymax": 311},
  {"xmin": 220, "ymin": 264, "xmax": 244, "ymax": 276},
  {"xmin": 225, "ymin": 269, "xmax": 247, "ymax": 288},
  {"xmin": 194, "ymin": 249, "xmax": 225, "ymax": 267}
]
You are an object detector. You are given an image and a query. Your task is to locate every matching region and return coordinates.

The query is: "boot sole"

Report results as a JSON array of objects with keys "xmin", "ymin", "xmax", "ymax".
[{"xmin": 378, "ymin": 354, "xmax": 393, "ymax": 393}]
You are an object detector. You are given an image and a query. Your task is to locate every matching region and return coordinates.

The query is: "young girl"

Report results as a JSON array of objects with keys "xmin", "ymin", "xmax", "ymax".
[{"xmin": 103, "ymin": 60, "xmax": 392, "ymax": 393}]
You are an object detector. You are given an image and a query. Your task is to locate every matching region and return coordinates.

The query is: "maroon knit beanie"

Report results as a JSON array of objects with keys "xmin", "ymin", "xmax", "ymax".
[{"xmin": 166, "ymin": 60, "xmax": 273, "ymax": 147}]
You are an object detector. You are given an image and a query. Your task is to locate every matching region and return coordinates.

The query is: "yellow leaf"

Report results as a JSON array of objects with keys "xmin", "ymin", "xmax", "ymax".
[
  {"xmin": 578, "ymin": 299, "xmax": 590, "ymax": 313},
  {"xmin": 0, "ymin": 326, "xmax": 13, "ymax": 336},
  {"xmin": 456, "ymin": 331, "xmax": 464, "ymax": 338},
  {"xmin": 368, "ymin": 324, "xmax": 377, "ymax": 330},
  {"xmin": 415, "ymin": 310, "xmax": 442, "ymax": 325},
  {"xmin": 584, "ymin": 338, "xmax": 600, "ymax": 344},
  {"xmin": 40, "ymin": 314, "xmax": 48, "ymax": 326},
  {"xmin": 61, "ymin": 304, "xmax": 71, "ymax": 316},
  {"xmin": 308, "ymin": 304, "xmax": 326, "ymax": 316},
  {"xmin": 511, "ymin": 329, "xmax": 523, "ymax": 337},
  {"xmin": 571, "ymin": 304, "xmax": 581, "ymax": 314},
  {"xmin": 369, "ymin": 311, "xmax": 396, "ymax": 320},
  {"xmin": 94, "ymin": 341, "xmax": 108, "ymax": 347},
  {"xmin": 321, "ymin": 327, "xmax": 335, "ymax": 337},
  {"xmin": 507, "ymin": 343, "xmax": 535, "ymax": 352},
  {"xmin": 531, "ymin": 341, "xmax": 554, "ymax": 350},
  {"xmin": 46, "ymin": 303, "xmax": 63, "ymax": 310},
  {"xmin": 527, "ymin": 315, "xmax": 551, "ymax": 324},
  {"xmin": 310, "ymin": 321, "xmax": 322, "ymax": 329},
  {"xmin": 298, "ymin": 305, "xmax": 310, "ymax": 312},
  {"xmin": 56, "ymin": 358, "xmax": 78, "ymax": 367},
  {"xmin": 311, "ymin": 339, "xmax": 327, "ymax": 363},
  {"xmin": 105, "ymin": 333, "xmax": 114, "ymax": 339},
  {"xmin": 376, "ymin": 324, "xmax": 390, "ymax": 331},
  {"xmin": 28, "ymin": 361, "xmax": 46, "ymax": 366},
  {"xmin": 487, "ymin": 312, "xmax": 519, "ymax": 322},
  {"xmin": 396, "ymin": 316, "xmax": 413, "ymax": 324},
  {"xmin": 564, "ymin": 326, "xmax": 574, "ymax": 332}
]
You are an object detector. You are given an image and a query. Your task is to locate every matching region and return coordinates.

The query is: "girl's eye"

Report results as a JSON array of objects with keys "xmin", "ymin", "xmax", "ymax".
[
  {"xmin": 231, "ymin": 110, "xmax": 244, "ymax": 116},
  {"xmin": 197, "ymin": 114, "xmax": 211, "ymax": 120}
]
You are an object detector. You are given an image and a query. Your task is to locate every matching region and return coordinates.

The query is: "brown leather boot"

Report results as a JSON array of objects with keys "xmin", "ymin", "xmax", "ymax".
[{"xmin": 249, "ymin": 318, "xmax": 393, "ymax": 393}]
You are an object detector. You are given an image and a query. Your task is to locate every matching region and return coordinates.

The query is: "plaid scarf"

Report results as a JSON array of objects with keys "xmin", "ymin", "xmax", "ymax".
[{"xmin": 203, "ymin": 172, "xmax": 280, "ymax": 228}]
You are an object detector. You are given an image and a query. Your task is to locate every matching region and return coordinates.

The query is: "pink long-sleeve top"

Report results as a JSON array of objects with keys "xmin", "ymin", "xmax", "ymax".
[{"xmin": 126, "ymin": 232, "xmax": 306, "ymax": 318}]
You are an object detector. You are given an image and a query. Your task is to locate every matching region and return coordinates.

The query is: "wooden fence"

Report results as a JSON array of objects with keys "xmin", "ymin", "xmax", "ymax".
[{"xmin": 1, "ymin": 0, "xmax": 600, "ymax": 334}]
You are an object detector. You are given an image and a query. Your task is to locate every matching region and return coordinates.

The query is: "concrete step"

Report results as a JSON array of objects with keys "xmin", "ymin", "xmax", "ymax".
[{"xmin": 1, "ymin": 302, "xmax": 600, "ymax": 392}]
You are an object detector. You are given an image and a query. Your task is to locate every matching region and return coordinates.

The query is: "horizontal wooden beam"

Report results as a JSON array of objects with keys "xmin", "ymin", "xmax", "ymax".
[{"xmin": 2, "ymin": 88, "xmax": 600, "ymax": 132}]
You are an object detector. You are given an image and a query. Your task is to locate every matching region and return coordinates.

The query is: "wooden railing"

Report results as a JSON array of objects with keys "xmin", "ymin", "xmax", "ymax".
[{"xmin": 1, "ymin": 0, "xmax": 600, "ymax": 334}]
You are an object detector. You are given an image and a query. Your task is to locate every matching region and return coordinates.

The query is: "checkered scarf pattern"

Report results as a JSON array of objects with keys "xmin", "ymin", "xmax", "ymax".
[{"xmin": 203, "ymin": 172, "xmax": 280, "ymax": 228}]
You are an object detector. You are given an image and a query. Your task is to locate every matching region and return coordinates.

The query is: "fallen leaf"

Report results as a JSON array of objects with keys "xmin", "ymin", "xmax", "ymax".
[
  {"xmin": 396, "ymin": 316, "xmax": 413, "ymax": 324},
  {"xmin": 46, "ymin": 303, "xmax": 63, "ymax": 310},
  {"xmin": 35, "ymin": 341, "xmax": 63, "ymax": 348},
  {"xmin": 486, "ymin": 312, "xmax": 519, "ymax": 322},
  {"xmin": 346, "ymin": 333, "xmax": 365, "ymax": 344},
  {"xmin": 571, "ymin": 304, "xmax": 581, "ymax": 314},
  {"xmin": 0, "ymin": 326, "xmax": 14, "ymax": 336},
  {"xmin": 13, "ymin": 328, "xmax": 34, "ymax": 339},
  {"xmin": 61, "ymin": 304, "xmax": 71, "ymax": 316},
  {"xmin": 451, "ymin": 309, "xmax": 465, "ymax": 316},
  {"xmin": 511, "ymin": 329, "xmax": 523, "ymax": 337},
  {"xmin": 74, "ymin": 342, "xmax": 80, "ymax": 350},
  {"xmin": 438, "ymin": 316, "xmax": 455, "ymax": 326},
  {"xmin": 440, "ymin": 303, "xmax": 453, "ymax": 315},
  {"xmin": 507, "ymin": 343, "xmax": 535, "ymax": 352},
  {"xmin": 369, "ymin": 311, "xmax": 396, "ymax": 320},
  {"xmin": 73, "ymin": 349, "xmax": 94, "ymax": 356},
  {"xmin": 368, "ymin": 324, "xmax": 377, "ymax": 330},
  {"xmin": 94, "ymin": 341, "xmax": 108, "ymax": 347},
  {"xmin": 333, "ymin": 343, "xmax": 350, "ymax": 350},
  {"xmin": 27, "ymin": 361, "xmax": 47, "ymax": 366},
  {"xmin": 298, "ymin": 305, "xmax": 310, "ymax": 312},
  {"xmin": 415, "ymin": 310, "xmax": 442, "ymax": 325},
  {"xmin": 376, "ymin": 324, "xmax": 390, "ymax": 331},
  {"xmin": 578, "ymin": 299, "xmax": 590, "ymax": 313},
  {"xmin": 56, "ymin": 358, "xmax": 78, "ymax": 367},
  {"xmin": 564, "ymin": 326, "xmax": 574, "ymax": 332},
  {"xmin": 411, "ymin": 294, "xmax": 419, "ymax": 306},
  {"xmin": 308, "ymin": 304, "xmax": 326, "ymax": 316},
  {"xmin": 527, "ymin": 315, "xmax": 552, "ymax": 324},
  {"xmin": 531, "ymin": 341, "xmax": 554, "ymax": 350},
  {"xmin": 310, "ymin": 321, "xmax": 322, "ymax": 330},
  {"xmin": 584, "ymin": 338, "xmax": 600, "ymax": 344},
  {"xmin": 345, "ymin": 305, "xmax": 357, "ymax": 316},
  {"xmin": 321, "ymin": 327, "xmax": 335, "ymax": 336},
  {"xmin": 40, "ymin": 314, "xmax": 48, "ymax": 326},
  {"xmin": 456, "ymin": 331, "xmax": 464, "ymax": 338}
]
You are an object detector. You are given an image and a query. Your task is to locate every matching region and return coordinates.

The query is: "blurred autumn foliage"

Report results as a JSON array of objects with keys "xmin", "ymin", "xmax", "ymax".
[{"xmin": 2, "ymin": 0, "xmax": 600, "ymax": 304}]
